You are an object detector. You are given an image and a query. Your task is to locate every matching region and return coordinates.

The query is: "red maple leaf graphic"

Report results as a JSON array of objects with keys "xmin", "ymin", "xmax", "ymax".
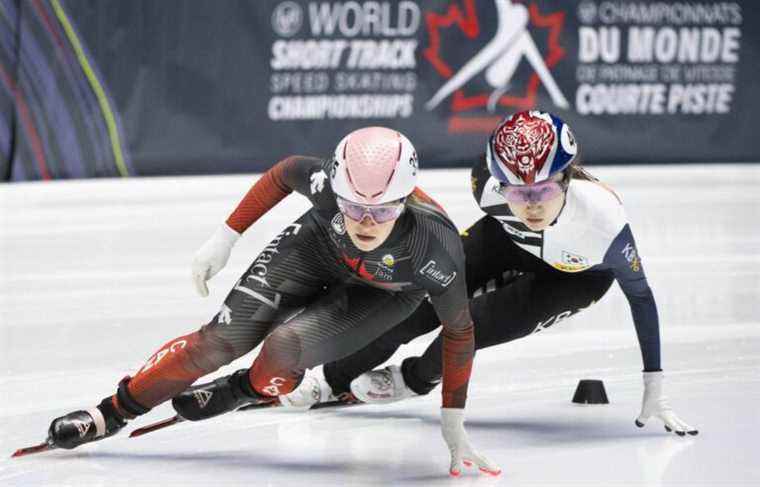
[
  {"xmin": 423, "ymin": 0, "xmax": 567, "ymax": 130},
  {"xmin": 342, "ymin": 254, "xmax": 376, "ymax": 281}
]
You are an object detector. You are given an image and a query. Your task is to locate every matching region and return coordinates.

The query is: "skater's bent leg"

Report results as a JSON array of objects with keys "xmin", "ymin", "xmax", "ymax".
[
  {"xmin": 48, "ymin": 215, "xmax": 334, "ymax": 447},
  {"xmin": 323, "ymin": 299, "xmax": 439, "ymax": 394},
  {"xmin": 124, "ymin": 326, "xmax": 242, "ymax": 411},
  {"xmin": 406, "ymin": 270, "xmax": 615, "ymax": 390},
  {"xmin": 120, "ymin": 218, "xmax": 332, "ymax": 413},
  {"xmin": 249, "ymin": 285, "xmax": 426, "ymax": 397},
  {"xmin": 323, "ymin": 218, "xmax": 519, "ymax": 396}
]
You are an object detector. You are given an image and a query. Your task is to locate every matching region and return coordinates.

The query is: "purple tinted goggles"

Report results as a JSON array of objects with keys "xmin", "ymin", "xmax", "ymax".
[
  {"xmin": 336, "ymin": 197, "xmax": 406, "ymax": 223},
  {"xmin": 498, "ymin": 178, "xmax": 566, "ymax": 204}
]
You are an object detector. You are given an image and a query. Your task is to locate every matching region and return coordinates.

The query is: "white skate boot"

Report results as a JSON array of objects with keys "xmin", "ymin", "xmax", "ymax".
[
  {"xmin": 279, "ymin": 371, "xmax": 337, "ymax": 409},
  {"xmin": 350, "ymin": 365, "xmax": 418, "ymax": 404}
]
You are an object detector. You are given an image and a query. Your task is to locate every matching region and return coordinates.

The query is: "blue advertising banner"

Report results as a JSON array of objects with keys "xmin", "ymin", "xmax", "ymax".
[{"xmin": 2, "ymin": 0, "xmax": 758, "ymax": 180}]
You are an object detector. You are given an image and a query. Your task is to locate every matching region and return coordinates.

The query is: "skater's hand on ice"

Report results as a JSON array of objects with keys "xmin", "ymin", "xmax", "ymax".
[
  {"xmin": 635, "ymin": 371, "xmax": 698, "ymax": 436},
  {"xmin": 191, "ymin": 224, "xmax": 240, "ymax": 297},
  {"xmin": 440, "ymin": 408, "xmax": 501, "ymax": 477}
]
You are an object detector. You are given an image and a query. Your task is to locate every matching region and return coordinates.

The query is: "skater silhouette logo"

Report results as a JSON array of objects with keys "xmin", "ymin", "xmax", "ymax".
[{"xmin": 424, "ymin": 0, "xmax": 569, "ymax": 129}]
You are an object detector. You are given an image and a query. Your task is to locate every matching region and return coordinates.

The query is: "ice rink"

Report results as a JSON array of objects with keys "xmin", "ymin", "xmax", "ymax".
[{"xmin": 2, "ymin": 164, "xmax": 759, "ymax": 486}]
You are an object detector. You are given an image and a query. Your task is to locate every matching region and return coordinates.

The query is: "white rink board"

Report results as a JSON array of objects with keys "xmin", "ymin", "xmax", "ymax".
[{"xmin": 1, "ymin": 164, "xmax": 759, "ymax": 486}]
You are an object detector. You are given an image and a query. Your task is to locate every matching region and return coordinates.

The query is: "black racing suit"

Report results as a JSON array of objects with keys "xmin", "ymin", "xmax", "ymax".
[
  {"xmin": 324, "ymin": 157, "xmax": 662, "ymax": 395},
  {"xmin": 122, "ymin": 156, "xmax": 475, "ymax": 413}
]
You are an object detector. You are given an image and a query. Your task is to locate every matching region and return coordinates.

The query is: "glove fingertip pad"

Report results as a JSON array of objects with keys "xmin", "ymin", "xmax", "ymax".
[{"xmin": 479, "ymin": 467, "xmax": 502, "ymax": 477}]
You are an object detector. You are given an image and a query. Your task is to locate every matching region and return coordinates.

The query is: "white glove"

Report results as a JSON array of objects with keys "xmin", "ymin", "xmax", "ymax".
[
  {"xmin": 191, "ymin": 224, "xmax": 240, "ymax": 297},
  {"xmin": 635, "ymin": 371, "xmax": 698, "ymax": 436},
  {"xmin": 440, "ymin": 408, "xmax": 501, "ymax": 477}
]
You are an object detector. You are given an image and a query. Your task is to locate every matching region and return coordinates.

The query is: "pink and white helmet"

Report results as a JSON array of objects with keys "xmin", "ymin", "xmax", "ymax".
[{"xmin": 331, "ymin": 127, "xmax": 418, "ymax": 205}]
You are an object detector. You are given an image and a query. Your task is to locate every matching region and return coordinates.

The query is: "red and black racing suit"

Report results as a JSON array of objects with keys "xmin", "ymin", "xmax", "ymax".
[{"xmin": 112, "ymin": 156, "xmax": 475, "ymax": 417}]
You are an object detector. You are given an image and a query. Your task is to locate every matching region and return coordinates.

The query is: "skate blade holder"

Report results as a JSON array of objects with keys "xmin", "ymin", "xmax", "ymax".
[{"xmin": 572, "ymin": 379, "xmax": 609, "ymax": 405}]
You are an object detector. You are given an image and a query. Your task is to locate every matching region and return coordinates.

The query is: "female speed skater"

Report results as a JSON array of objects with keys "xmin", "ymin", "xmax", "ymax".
[
  {"xmin": 285, "ymin": 110, "xmax": 699, "ymax": 437},
  {"xmin": 27, "ymin": 127, "xmax": 501, "ymax": 476}
]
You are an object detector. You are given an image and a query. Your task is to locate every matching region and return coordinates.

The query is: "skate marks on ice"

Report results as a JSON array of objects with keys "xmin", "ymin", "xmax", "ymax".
[
  {"xmin": 6, "ymin": 339, "xmax": 757, "ymax": 485},
  {"xmin": 0, "ymin": 362, "xmax": 729, "ymax": 486},
  {"xmin": 0, "ymin": 393, "xmax": 706, "ymax": 486},
  {"xmin": 3, "ymin": 406, "xmax": 439, "ymax": 486}
]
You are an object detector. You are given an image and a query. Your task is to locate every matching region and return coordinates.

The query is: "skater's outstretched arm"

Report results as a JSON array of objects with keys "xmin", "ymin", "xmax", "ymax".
[
  {"xmin": 225, "ymin": 155, "xmax": 321, "ymax": 233},
  {"xmin": 408, "ymin": 211, "xmax": 501, "ymax": 477},
  {"xmin": 192, "ymin": 155, "xmax": 322, "ymax": 296},
  {"xmin": 605, "ymin": 223, "xmax": 698, "ymax": 436}
]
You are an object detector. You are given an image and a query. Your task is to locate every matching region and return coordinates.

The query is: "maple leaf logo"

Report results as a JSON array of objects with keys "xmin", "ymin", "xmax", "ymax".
[{"xmin": 423, "ymin": 0, "xmax": 568, "ymax": 132}]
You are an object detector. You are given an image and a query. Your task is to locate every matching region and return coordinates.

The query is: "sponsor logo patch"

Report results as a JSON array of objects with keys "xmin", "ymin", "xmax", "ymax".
[
  {"xmin": 621, "ymin": 242, "xmax": 641, "ymax": 272},
  {"xmin": 218, "ymin": 304, "xmax": 232, "ymax": 325},
  {"xmin": 73, "ymin": 419, "xmax": 91, "ymax": 438},
  {"xmin": 372, "ymin": 254, "xmax": 396, "ymax": 281},
  {"xmin": 331, "ymin": 212, "xmax": 346, "ymax": 235},
  {"xmin": 310, "ymin": 170, "xmax": 327, "ymax": 194},
  {"xmin": 419, "ymin": 260, "xmax": 457, "ymax": 287},
  {"xmin": 262, "ymin": 377, "xmax": 286, "ymax": 396},
  {"xmin": 193, "ymin": 389, "xmax": 214, "ymax": 409},
  {"xmin": 373, "ymin": 266, "xmax": 393, "ymax": 281},
  {"xmin": 234, "ymin": 223, "xmax": 302, "ymax": 310}
]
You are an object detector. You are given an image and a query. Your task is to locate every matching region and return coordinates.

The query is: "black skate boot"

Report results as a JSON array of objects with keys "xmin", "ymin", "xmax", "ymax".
[
  {"xmin": 172, "ymin": 369, "xmax": 274, "ymax": 421},
  {"xmin": 48, "ymin": 397, "xmax": 126, "ymax": 449},
  {"xmin": 47, "ymin": 377, "xmax": 149, "ymax": 450}
]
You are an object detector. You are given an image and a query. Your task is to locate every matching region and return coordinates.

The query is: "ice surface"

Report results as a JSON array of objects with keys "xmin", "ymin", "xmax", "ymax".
[{"xmin": 1, "ymin": 164, "xmax": 759, "ymax": 486}]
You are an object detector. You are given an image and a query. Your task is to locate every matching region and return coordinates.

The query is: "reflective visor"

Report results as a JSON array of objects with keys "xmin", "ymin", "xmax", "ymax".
[
  {"xmin": 498, "ymin": 178, "xmax": 565, "ymax": 204},
  {"xmin": 336, "ymin": 196, "xmax": 405, "ymax": 223}
]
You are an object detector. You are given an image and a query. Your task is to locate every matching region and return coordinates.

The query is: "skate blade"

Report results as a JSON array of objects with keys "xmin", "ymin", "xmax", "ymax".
[
  {"xmin": 237, "ymin": 397, "xmax": 359, "ymax": 412},
  {"xmin": 129, "ymin": 398, "xmax": 361, "ymax": 439},
  {"xmin": 130, "ymin": 400, "xmax": 279, "ymax": 438},
  {"xmin": 129, "ymin": 415, "xmax": 184, "ymax": 438},
  {"xmin": 237, "ymin": 398, "xmax": 281, "ymax": 411},
  {"xmin": 11, "ymin": 441, "xmax": 55, "ymax": 458},
  {"xmin": 311, "ymin": 398, "xmax": 361, "ymax": 410}
]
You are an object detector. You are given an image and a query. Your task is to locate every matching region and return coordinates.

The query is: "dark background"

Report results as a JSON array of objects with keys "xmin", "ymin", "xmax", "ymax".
[{"xmin": 3, "ymin": 0, "xmax": 758, "ymax": 180}]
